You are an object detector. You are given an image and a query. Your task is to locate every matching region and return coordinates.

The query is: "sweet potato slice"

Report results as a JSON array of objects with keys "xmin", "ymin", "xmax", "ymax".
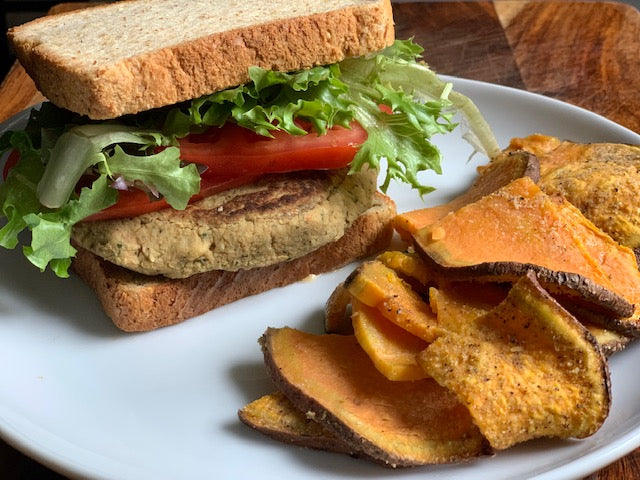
[
  {"xmin": 351, "ymin": 299, "xmax": 429, "ymax": 381},
  {"xmin": 429, "ymin": 281, "xmax": 508, "ymax": 333},
  {"xmin": 429, "ymin": 280, "xmax": 629, "ymax": 355},
  {"xmin": 413, "ymin": 176, "xmax": 640, "ymax": 334},
  {"xmin": 418, "ymin": 272, "xmax": 611, "ymax": 450},
  {"xmin": 238, "ymin": 392, "xmax": 354, "ymax": 455},
  {"xmin": 393, "ymin": 150, "xmax": 539, "ymax": 240},
  {"xmin": 325, "ymin": 252, "xmax": 440, "ymax": 336},
  {"xmin": 260, "ymin": 327, "xmax": 491, "ymax": 466},
  {"xmin": 344, "ymin": 260, "xmax": 443, "ymax": 342},
  {"xmin": 509, "ymin": 134, "xmax": 640, "ymax": 250},
  {"xmin": 324, "ymin": 281, "xmax": 353, "ymax": 334},
  {"xmin": 584, "ymin": 324, "xmax": 632, "ymax": 357},
  {"xmin": 376, "ymin": 250, "xmax": 437, "ymax": 291}
]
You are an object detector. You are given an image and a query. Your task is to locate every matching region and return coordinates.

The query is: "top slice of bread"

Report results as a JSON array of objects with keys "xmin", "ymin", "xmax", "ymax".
[{"xmin": 8, "ymin": 0, "xmax": 395, "ymax": 119}]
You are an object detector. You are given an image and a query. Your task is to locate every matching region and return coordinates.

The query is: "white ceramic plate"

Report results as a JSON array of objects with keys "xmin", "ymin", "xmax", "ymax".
[{"xmin": 1, "ymin": 78, "xmax": 640, "ymax": 480}]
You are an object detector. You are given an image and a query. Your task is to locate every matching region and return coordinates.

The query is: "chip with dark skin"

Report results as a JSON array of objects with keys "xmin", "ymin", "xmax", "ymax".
[
  {"xmin": 258, "ymin": 327, "xmax": 492, "ymax": 467},
  {"xmin": 413, "ymin": 176, "xmax": 640, "ymax": 335},
  {"xmin": 419, "ymin": 271, "xmax": 611, "ymax": 450}
]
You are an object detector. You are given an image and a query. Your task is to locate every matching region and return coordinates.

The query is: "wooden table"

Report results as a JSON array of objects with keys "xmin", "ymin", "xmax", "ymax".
[{"xmin": 0, "ymin": 1, "xmax": 639, "ymax": 478}]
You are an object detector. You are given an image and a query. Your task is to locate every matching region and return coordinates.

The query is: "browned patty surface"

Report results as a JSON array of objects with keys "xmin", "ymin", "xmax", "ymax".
[{"xmin": 72, "ymin": 167, "xmax": 378, "ymax": 278}]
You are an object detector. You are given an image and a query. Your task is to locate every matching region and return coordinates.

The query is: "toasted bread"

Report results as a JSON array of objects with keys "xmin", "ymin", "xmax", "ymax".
[{"xmin": 8, "ymin": 0, "xmax": 394, "ymax": 119}]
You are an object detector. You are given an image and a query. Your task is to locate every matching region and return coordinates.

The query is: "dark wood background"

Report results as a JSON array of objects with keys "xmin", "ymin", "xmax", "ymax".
[{"xmin": 0, "ymin": 1, "xmax": 639, "ymax": 478}]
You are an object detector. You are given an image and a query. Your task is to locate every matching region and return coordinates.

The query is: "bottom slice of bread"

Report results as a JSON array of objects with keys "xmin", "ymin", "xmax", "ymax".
[{"xmin": 72, "ymin": 193, "xmax": 396, "ymax": 332}]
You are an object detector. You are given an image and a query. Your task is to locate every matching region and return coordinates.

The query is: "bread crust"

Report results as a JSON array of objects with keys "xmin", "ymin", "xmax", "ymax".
[
  {"xmin": 9, "ymin": 0, "xmax": 395, "ymax": 119},
  {"xmin": 71, "ymin": 193, "xmax": 396, "ymax": 332}
]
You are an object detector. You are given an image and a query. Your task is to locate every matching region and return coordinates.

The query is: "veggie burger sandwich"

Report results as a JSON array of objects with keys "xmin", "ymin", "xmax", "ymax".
[{"xmin": 0, "ymin": 0, "xmax": 498, "ymax": 331}]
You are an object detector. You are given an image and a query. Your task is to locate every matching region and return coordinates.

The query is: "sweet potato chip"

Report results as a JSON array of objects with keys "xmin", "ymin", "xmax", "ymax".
[
  {"xmin": 260, "ymin": 327, "xmax": 492, "ymax": 467},
  {"xmin": 344, "ymin": 260, "xmax": 443, "ymax": 342},
  {"xmin": 351, "ymin": 298, "xmax": 429, "ymax": 381},
  {"xmin": 376, "ymin": 250, "xmax": 438, "ymax": 293},
  {"xmin": 429, "ymin": 281, "xmax": 508, "ymax": 333},
  {"xmin": 508, "ymin": 134, "xmax": 640, "ymax": 250},
  {"xmin": 418, "ymin": 272, "xmax": 611, "ymax": 450},
  {"xmin": 584, "ymin": 324, "xmax": 632, "ymax": 357},
  {"xmin": 238, "ymin": 392, "xmax": 354, "ymax": 454},
  {"xmin": 324, "ymin": 281, "xmax": 353, "ymax": 334},
  {"xmin": 413, "ymin": 176, "xmax": 640, "ymax": 334},
  {"xmin": 393, "ymin": 150, "xmax": 539, "ymax": 241}
]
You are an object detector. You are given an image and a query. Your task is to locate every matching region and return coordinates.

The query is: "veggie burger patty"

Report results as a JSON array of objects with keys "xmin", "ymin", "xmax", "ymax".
[{"xmin": 71, "ymin": 167, "xmax": 377, "ymax": 278}]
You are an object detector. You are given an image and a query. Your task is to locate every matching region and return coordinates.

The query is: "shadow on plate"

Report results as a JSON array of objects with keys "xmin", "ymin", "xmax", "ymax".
[{"xmin": 0, "ymin": 247, "xmax": 122, "ymax": 338}]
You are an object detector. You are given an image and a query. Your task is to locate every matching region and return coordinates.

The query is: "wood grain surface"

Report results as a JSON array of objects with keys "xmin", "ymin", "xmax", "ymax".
[{"xmin": 0, "ymin": 2, "xmax": 639, "ymax": 479}]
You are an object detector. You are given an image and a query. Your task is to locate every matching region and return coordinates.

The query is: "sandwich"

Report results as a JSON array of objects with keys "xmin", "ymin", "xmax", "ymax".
[{"xmin": 0, "ymin": 0, "xmax": 498, "ymax": 331}]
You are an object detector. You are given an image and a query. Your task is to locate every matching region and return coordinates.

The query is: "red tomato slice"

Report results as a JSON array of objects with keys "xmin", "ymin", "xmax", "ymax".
[
  {"xmin": 83, "ymin": 174, "xmax": 257, "ymax": 222},
  {"xmin": 177, "ymin": 121, "xmax": 367, "ymax": 176},
  {"xmin": 2, "ymin": 150, "xmax": 20, "ymax": 180}
]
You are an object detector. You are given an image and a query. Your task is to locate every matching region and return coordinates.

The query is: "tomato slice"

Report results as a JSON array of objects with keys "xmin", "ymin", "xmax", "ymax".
[
  {"xmin": 83, "ymin": 174, "xmax": 257, "ymax": 222},
  {"xmin": 2, "ymin": 150, "xmax": 20, "ymax": 180},
  {"xmin": 177, "ymin": 121, "xmax": 367, "ymax": 176}
]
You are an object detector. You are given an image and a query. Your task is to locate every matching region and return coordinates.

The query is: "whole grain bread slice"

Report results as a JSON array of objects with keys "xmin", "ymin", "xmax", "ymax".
[
  {"xmin": 72, "ymin": 193, "xmax": 396, "ymax": 332},
  {"xmin": 8, "ymin": 0, "xmax": 395, "ymax": 119}
]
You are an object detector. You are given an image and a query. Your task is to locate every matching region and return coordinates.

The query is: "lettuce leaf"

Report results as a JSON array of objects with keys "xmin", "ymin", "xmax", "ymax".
[
  {"xmin": 0, "ymin": 131, "xmax": 118, "ymax": 277},
  {"xmin": 164, "ymin": 63, "xmax": 354, "ymax": 137},
  {"xmin": 0, "ymin": 130, "xmax": 45, "ymax": 249},
  {"xmin": 36, "ymin": 123, "xmax": 197, "ymax": 209},
  {"xmin": 103, "ymin": 145, "xmax": 199, "ymax": 210},
  {"xmin": 23, "ymin": 175, "xmax": 117, "ymax": 277},
  {"xmin": 340, "ymin": 40, "xmax": 500, "ymax": 194}
]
